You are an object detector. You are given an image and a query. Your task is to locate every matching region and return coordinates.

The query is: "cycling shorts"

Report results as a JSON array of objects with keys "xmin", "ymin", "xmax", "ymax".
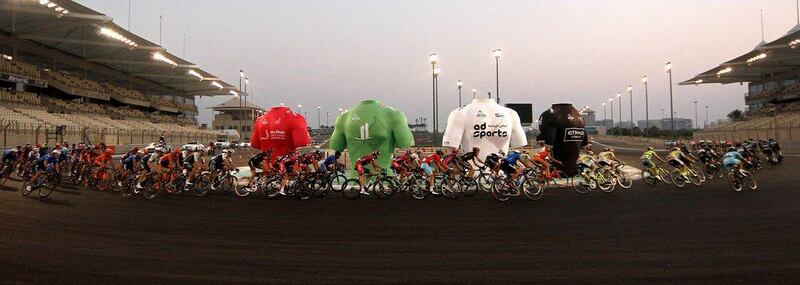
[
  {"xmin": 420, "ymin": 162, "xmax": 434, "ymax": 175},
  {"xmin": 391, "ymin": 161, "xmax": 405, "ymax": 172},
  {"xmin": 356, "ymin": 162, "xmax": 371, "ymax": 175},
  {"xmin": 641, "ymin": 160, "xmax": 655, "ymax": 168},
  {"xmin": 668, "ymin": 158, "xmax": 684, "ymax": 168},
  {"xmin": 160, "ymin": 160, "xmax": 171, "ymax": 169},
  {"xmin": 500, "ymin": 162, "xmax": 516, "ymax": 175}
]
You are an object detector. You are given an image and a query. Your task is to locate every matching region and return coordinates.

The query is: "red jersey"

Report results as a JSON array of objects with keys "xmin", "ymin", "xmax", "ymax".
[
  {"xmin": 535, "ymin": 149, "xmax": 551, "ymax": 161},
  {"xmin": 250, "ymin": 107, "xmax": 311, "ymax": 163},
  {"xmin": 94, "ymin": 152, "xmax": 112, "ymax": 164},
  {"xmin": 422, "ymin": 153, "xmax": 441, "ymax": 165}
]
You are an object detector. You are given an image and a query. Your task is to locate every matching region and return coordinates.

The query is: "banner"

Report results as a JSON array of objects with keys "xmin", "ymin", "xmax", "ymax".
[{"xmin": 0, "ymin": 73, "xmax": 47, "ymax": 88}]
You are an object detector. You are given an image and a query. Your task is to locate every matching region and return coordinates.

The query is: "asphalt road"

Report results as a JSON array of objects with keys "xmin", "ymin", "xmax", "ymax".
[{"xmin": 1, "ymin": 150, "xmax": 799, "ymax": 284}]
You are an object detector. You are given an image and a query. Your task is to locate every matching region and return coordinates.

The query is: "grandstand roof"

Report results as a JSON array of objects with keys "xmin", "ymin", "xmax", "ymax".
[
  {"xmin": 209, "ymin": 97, "xmax": 265, "ymax": 111},
  {"xmin": 681, "ymin": 25, "xmax": 800, "ymax": 86},
  {"xmin": 0, "ymin": 0, "xmax": 239, "ymax": 96}
]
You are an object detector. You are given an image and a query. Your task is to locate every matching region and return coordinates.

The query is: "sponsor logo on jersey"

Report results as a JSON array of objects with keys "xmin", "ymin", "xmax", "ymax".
[
  {"xmin": 357, "ymin": 123, "xmax": 371, "ymax": 141},
  {"xmin": 352, "ymin": 114, "xmax": 361, "ymax": 121},
  {"xmin": 494, "ymin": 112, "xmax": 505, "ymax": 118},
  {"xmin": 472, "ymin": 122, "xmax": 507, "ymax": 138},
  {"xmin": 476, "ymin": 111, "xmax": 486, "ymax": 118},
  {"xmin": 563, "ymin": 128, "xmax": 585, "ymax": 142}
]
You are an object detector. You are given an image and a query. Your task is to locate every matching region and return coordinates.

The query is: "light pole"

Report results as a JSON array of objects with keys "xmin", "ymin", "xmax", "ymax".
[
  {"xmin": 457, "ymin": 80, "xmax": 463, "ymax": 108},
  {"xmin": 704, "ymin": 106, "xmax": 709, "ymax": 129},
  {"xmin": 609, "ymin": 98, "xmax": 614, "ymax": 135},
  {"xmin": 326, "ymin": 111, "xmax": 330, "ymax": 127},
  {"xmin": 492, "ymin": 48, "xmax": 502, "ymax": 104},
  {"xmin": 317, "ymin": 106, "xmax": 321, "ymax": 129},
  {"xmin": 471, "ymin": 87, "xmax": 477, "ymax": 99},
  {"xmin": 666, "ymin": 62, "xmax": 675, "ymax": 133},
  {"xmin": 627, "ymin": 85, "xmax": 633, "ymax": 136},
  {"xmin": 238, "ymin": 70, "xmax": 244, "ymax": 137},
  {"xmin": 602, "ymin": 102, "xmax": 607, "ymax": 126},
  {"xmin": 616, "ymin": 92, "xmax": 622, "ymax": 135},
  {"xmin": 642, "ymin": 75, "xmax": 649, "ymax": 137},
  {"xmin": 297, "ymin": 104, "xmax": 302, "ymax": 114},
  {"xmin": 430, "ymin": 53, "xmax": 438, "ymax": 137},
  {"xmin": 693, "ymin": 101, "xmax": 698, "ymax": 129}
]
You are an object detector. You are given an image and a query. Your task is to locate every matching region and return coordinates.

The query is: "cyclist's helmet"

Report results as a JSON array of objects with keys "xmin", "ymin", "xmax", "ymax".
[
  {"xmin": 512, "ymin": 149, "xmax": 521, "ymax": 154},
  {"xmin": 472, "ymin": 146, "xmax": 480, "ymax": 153},
  {"xmin": 137, "ymin": 150, "xmax": 146, "ymax": 156},
  {"xmin": 647, "ymin": 146, "xmax": 654, "ymax": 151},
  {"xmin": 314, "ymin": 150, "xmax": 322, "ymax": 156},
  {"xmin": 587, "ymin": 151, "xmax": 594, "ymax": 156},
  {"xmin": 372, "ymin": 151, "xmax": 381, "ymax": 157},
  {"xmin": 435, "ymin": 150, "xmax": 444, "ymax": 156},
  {"xmin": 728, "ymin": 147, "xmax": 736, "ymax": 152},
  {"xmin": 51, "ymin": 149, "xmax": 61, "ymax": 156},
  {"xmin": 334, "ymin": 151, "xmax": 342, "ymax": 157}
]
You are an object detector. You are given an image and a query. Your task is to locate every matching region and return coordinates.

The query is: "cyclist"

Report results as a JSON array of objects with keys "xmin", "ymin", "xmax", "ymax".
[
  {"xmin": 666, "ymin": 146, "xmax": 695, "ymax": 178},
  {"xmin": 722, "ymin": 147, "xmax": 747, "ymax": 175},
  {"xmin": 278, "ymin": 150, "xmax": 300, "ymax": 194},
  {"xmin": 302, "ymin": 150, "xmax": 323, "ymax": 173},
  {"xmin": 356, "ymin": 151, "xmax": 383, "ymax": 195},
  {"xmin": 460, "ymin": 147, "xmax": 484, "ymax": 178},
  {"xmin": 597, "ymin": 148, "xmax": 621, "ymax": 170},
  {"xmin": 391, "ymin": 149, "xmax": 413, "ymax": 178},
  {"xmin": 26, "ymin": 149, "xmax": 60, "ymax": 192},
  {"xmin": 534, "ymin": 144, "xmax": 562, "ymax": 178},
  {"xmin": 120, "ymin": 149, "xmax": 143, "ymax": 186},
  {"xmin": 484, "ymin": 152, "xmax": 502, "ymax": 176},
  {"xmin": 577, "ymin": 150, "xmax": 598, "ymax": 178},
  {"xmin": 320, "ymin": 151, "xmax": 342, "ymax": 174},
  {"xmin": 182, "ymin": 148, "xmax": 205, "ymax": 187},
  {"xmin": 209, "ymin": 149, "xmax": 235, "ymax": 188},
  {"xmin": 768, "ymin": 138, "xmax": 783, "ymax": 163},
  {"xmin": 419, "ymin": 150, "xmax": 446, "ymax": 194},
  {"xmin": 92, "ymin": 147, "xmax": 115, "ymax": 186},
  {"xmin": 248, "ymin": 149, "xmax": 273, "ymax": 178},
  {"xmin": 501, "ymin": 150, "xmax": 525, "ymax": 183},
  {"xmin": 640, "ymin": 146, "xmax": 666, "ymax": 173},
  {"xmin": 1, "ymin": 146, "xmax": 21, "ymax": 170},
  {"xmin": 136, "ymin": 147, "xmax": 165, "ymax": 191},
  {"xmin": 442, "ymin": 147, "xmax": 463, "ymax": 174}
]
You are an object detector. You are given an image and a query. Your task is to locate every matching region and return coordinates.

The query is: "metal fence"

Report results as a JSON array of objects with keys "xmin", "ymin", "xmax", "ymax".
[{"xmin": 1, "ymin": 122, "xmax": 218, "ymax": 148}]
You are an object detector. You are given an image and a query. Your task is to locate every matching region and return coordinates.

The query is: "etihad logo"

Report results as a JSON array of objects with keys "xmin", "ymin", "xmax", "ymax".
[
  {"xmin": 476, "ymin": 111, "xmax": 487, "ymax": 118},
  {"xmin": 494, "ymin": 112, "xmax": 505, "ymax": 118},
  {"xmin": 357, "ymin": 123, "xmax": 371, "ymax": 141}
]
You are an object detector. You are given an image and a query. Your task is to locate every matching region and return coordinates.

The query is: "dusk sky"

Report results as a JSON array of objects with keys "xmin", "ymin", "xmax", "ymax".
[{"xmin": 80, "ymin": 0, "xmax": 800, "ymax": 127}]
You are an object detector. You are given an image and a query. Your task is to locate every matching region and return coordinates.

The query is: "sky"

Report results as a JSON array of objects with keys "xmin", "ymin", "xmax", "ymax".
[{"xmin": 78, "ymin": 0, "xmax": 800, "ymax": 128}]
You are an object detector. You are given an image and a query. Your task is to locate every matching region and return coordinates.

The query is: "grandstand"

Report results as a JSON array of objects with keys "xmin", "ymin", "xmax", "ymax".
[
  {"xmin": 0, "ymin": 0, "xmax": 241, "ymax": 148},
  {"xmin": 682, "ymin": 24, "xmax": 800, "ymax": 145}
]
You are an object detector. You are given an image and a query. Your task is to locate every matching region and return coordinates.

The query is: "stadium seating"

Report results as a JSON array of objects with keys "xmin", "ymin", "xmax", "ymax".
[
  {"xmin": 0, "ymin": 89, "xmax": 41, "ymax": 105},
  {"xmin": 105, "ymin": 84, "xmax": 151, "ymax": 103},
  {"xmin": 0, "ymin": 58, "xmax": 44, "ymax": 81},
  {"xmin": 45, "ymin": 71, "xmax": 108, "ymax": 99}
]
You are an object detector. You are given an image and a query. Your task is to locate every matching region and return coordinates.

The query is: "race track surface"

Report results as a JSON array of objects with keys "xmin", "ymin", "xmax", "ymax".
[{"xmin": 1, "ymin": 150, "xmax": 799, "ymax": 284}]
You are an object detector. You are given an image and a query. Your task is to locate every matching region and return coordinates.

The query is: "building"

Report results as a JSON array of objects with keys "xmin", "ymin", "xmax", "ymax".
[
  {"xmin": 581, "ymin": 108, "xmax": 596, "ymax": 126},
  {"xmin": 616, "ymin": 121, "xmax": 635, "ymax": 128},
  {"xmin": 637, "ymin": 119, "xmax": 663, "ymax": 130},
  {"xmin": 659, "ymin": 118, "xmax": 693, "ymax": 130},
  {"xmin": 595, "ymin": 119, "xmax": 613, "ymax": 128},
  {"xmin": 209, "ymin": 97, "xmax": 265, "ymax": 141}
]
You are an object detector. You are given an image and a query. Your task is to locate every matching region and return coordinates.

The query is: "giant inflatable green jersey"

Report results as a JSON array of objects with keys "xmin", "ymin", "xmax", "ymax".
[{"xmin": 329, "ymin": 100, "xmax": 414, "ymax": 173}]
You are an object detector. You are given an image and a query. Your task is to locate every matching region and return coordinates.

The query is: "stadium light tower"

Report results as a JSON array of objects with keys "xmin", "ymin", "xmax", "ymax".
[
  {"xmin": 627, "ymin": 85, "xmax": 633, "ymax": 136},
  {"xmin": 457, "ymin": 80, "xmax": 463, "ymax": 107},
  {"xmin": 238, "ymin": 70, "xmax": 245, "ymax": 138},
  {"xmin": 616, "ymin": 92, "xmax": 622, "ymax": 135},
  {"xmin": 472, "ymin": 87, "xmax": 477, "ymax": 99},
  {"xmin": 430, "ymin": 53, "xmax": 439, "ymax": 138},
  {"xmin": 602, "ymin": 102, "xmax": 607, "ymax": 128},
  {"xmin": 642, "ymin": 75, "xmax": 650, "ymax": 137},
  {"xmin": 693, "ymin": 101, "xmax": 699, "ymax": 129},
  {"xmin": 609, "ymin": 98, "xmax": 614, "ymax": 135},
  {"xmin": 666, "ymin": 62, "xmax": 675, "ymax": 133},
  {"xmin": 492, "ymin": 48, "xmax": 502, "ymax": 104},
  {"xmin": 704, "ymin": 105, "xmax": 709, "ymax": 129},
  {"xmin": 317, "ymin": 106, "xmax": 321, "ymax": 129}
]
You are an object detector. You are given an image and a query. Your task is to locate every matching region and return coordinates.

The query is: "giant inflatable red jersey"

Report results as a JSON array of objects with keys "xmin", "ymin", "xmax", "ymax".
[{"xmin": 250, "ymin": 106, "xmax": 311, "ymax": 162}]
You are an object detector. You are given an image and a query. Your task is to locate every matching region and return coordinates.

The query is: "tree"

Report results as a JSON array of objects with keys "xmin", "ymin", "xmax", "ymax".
[{"xmin": 727, "ymin": 109, "xmax": 744, "ymax": 121}]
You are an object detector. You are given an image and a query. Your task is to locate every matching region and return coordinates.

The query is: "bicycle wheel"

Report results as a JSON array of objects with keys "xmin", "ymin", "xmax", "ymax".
[
  {"xmin": 670, "ymin": 169, "xmax": 686, "ymax": 188},
  {"xmin": 572, "ymin": 175, "xmax": 592, "ymax": 194},
  {"xmin": 39, "ymin": 174, "xmax": 57, "ymax": 199},
  {"xmin": 371, "ymin": 177, "xmax": 395, "ymax": 200},
  {"xmin": 408, "ymin": 177, "xmax": 429, "ymax": 200},
  {"xmin": 341, "ymin": 178, "xmax": 361, "ymax": 199},
  {"xmin": 476, "ymin": 173, "xmax": 493, "ymax": 192},
  {"xmin": 120, "ymin": 178, "xmax": 135, "ymax": 199},
  {"xmin": 692, "ymin": 165, "xmax": 706, "ymax": 183},
  {"xmin": 743, "ymin": 172, "xmax": 757, "ymax": 190},
  {"xmin": 193, "ymin": 174, "xmax": 211, "ymax": 197},
  {"xmin": 523, "ymin": 178, "xmax": 544, "ymax": 200},
  {"xmin": 687, "ymin": 170, "xmax": 703, "ymax": 186},
  {"xmin": 461, "ymin": 177, "xmax": 478, "ymax": 196},
  {"xmin": 218, "ymin": 175, "xmax": 237, "ymax": 194},
  {"xmin": 596, "ymin": 173, "xmax": 615, "ymax": 193},
  {"xmin": 642, "ymin": 169, "xmax": 657, "ymax": 186},
  {"xmin": 727, "ymin": 172, "xmax": 743, "ymax": 192},
  {"xmin": 261, "ymin": 176, "xmax": 281, "ymax": 199},
  {"xmin": 328, "ymin": 174, "xmax": 348, "ymax": 192},
  {"xmin": 21, "ymin": 178, "xmax": 35, "ymax": 196},
  {"xmin": 439, "ymin": 176, "xmax": 459, "ymax": 200},
  {"xmin": 311, "ymin": 176, "xmax": 329, "ymax": 198},
  {"xmin": 616, "ymin": 170, "xmax": 633, "ymax": 189},
  {"xmin": 143, "ymin": 179, "xmax": 161, "ymax": 200},
  {"xmin": 490, "ymin": 178, "xmax": 512, "ymax": 202}
]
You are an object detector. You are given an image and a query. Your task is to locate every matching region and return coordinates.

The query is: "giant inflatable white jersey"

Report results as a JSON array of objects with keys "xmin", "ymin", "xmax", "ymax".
[{"xmin": 442, "ymin": 98, "xmax": 528, "ymax": 155}]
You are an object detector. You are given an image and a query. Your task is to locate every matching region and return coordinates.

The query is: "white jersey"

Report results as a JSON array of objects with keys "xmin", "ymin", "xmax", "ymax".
[{"xmin": 442, "ymin": 98, "xmax": 528, "ymax": 155}]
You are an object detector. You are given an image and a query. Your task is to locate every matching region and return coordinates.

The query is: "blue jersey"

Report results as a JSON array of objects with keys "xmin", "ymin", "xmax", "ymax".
[
  {"xmin": 36, "ymin": 154, "xmax": 58, "ymax": 169},
  {"xmin": 124, "ymin": 154, "xmax": 140, "ymax": 169},
  {"xmin": 723, "ymin": 151, "xmax": 744, "ymax": 161},
  {"xmin": 323, "ymin": 155, "xmax": 338, "ymax": 167},
  {"xmin": 505, "ymin": 152, "xmax": 521, "ymax": 164},
  {"xmin": 2, "ymin": 149, "xmax": 18, "ymax": 162}
]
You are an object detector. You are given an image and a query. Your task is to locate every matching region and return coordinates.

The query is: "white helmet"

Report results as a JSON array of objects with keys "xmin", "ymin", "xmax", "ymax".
[
  {"xmin": 222, "ymin": 149, "xmax": 234, "ymax": 154},
  {"xmin": 154, "ymin": 147, "xmax": 166, "ymax": 153},
  {"xmin": 51, "ymin": 150, "xmax": 61, "ymax": 156}
]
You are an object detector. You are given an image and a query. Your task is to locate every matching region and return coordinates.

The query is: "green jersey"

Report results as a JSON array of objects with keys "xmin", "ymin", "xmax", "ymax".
[
  {"xmin": 329, "ymin": 100, "xmax": 414, "ymax": 173},
  {"xmin": 641, "ymin": 150, "xmax": 657, "ymax": 161}
]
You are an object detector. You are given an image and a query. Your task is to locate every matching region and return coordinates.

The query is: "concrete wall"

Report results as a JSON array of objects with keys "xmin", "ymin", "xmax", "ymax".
[{"xmin": 1, "ymin": 125, "xmax": 217, "ymax": 149}]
